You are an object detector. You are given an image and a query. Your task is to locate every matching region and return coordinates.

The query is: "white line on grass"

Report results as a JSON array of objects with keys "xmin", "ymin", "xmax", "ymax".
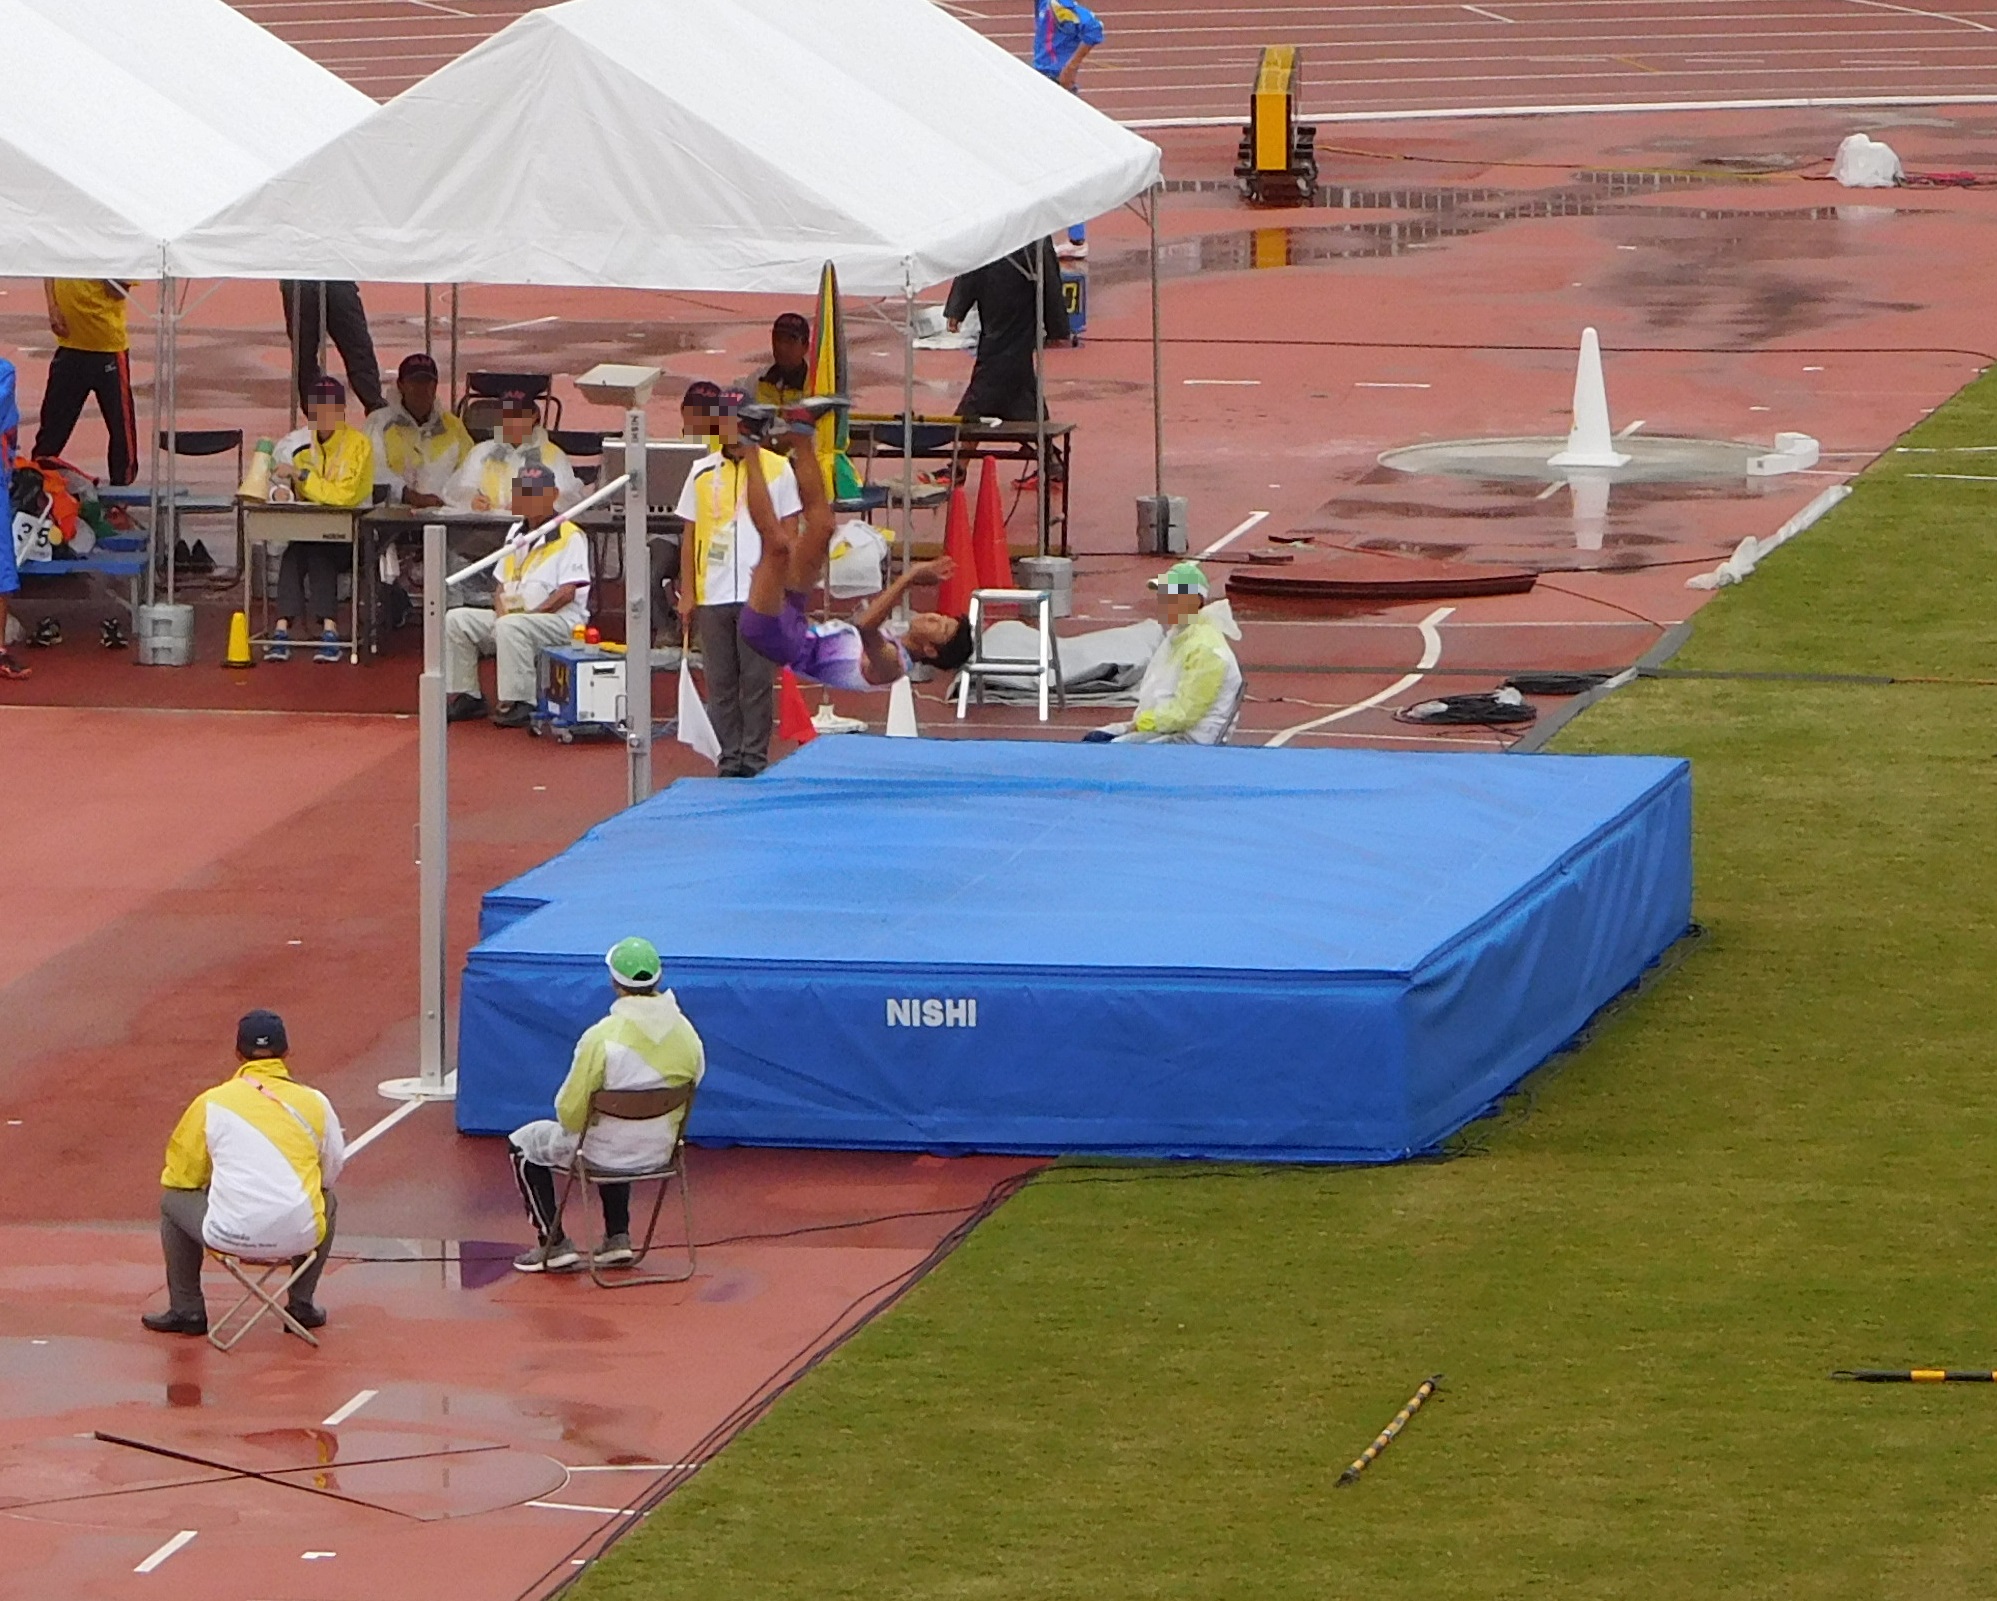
[
  {"xmin": 1264, "ymin": 606, "xmax": 1455, "ymax": 746},
  {"xmin": 1199, "ymin": 511, "xmax": 1270, "ymax": 557},
  {"xmin": 135, "ymin": 1531, "xmax": 198, "ymax": 1574},
  {"xmin": 322, "ymin": 1390, "xmax": 379, "ymax": 1427}
]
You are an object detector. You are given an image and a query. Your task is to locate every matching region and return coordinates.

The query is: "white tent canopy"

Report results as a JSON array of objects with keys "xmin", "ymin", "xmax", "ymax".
[
  {"xmin": 172, "ymin": 0, "xmax": 1162, "ymax": 295},
  {"xmin": 0, "ymin": 0, "xmax": 373, "ymax": 277}
]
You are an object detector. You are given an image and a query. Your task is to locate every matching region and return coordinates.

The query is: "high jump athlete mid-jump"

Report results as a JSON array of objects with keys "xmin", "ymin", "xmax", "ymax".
[{"xmin": 733, "ymin": 399, "xmax": 974, "ymax": 688}]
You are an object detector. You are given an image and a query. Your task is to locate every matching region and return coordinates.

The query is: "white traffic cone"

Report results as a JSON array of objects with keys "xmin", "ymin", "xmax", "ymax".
[
  {"xmin": 885, "ymin": 674, "xmax": 920, "ymax": 737},
  {"xmin": 1547, "ymin": 327, "xmax": 1631, "ymax": 470}
]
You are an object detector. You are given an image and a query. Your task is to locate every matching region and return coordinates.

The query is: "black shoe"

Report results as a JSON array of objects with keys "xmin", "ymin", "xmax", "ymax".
[
  {"xmin": 141, "ymin": 1308, "xmax": 208, "ymax": 1337},
  {"xmin": 173, "ymin": 538, "xmax": 194, "ymax": 569},
  {"xmin": 446, "ymin": 693, "xmax": 488, "ymax": 723},
  {"xmin": 100, "ymin": 618, "xmax": 129, "ymax": 650},
  {"xmin": 286, "ymin": 1301, "xmax": 328, "ymax": 1331},
  {"xmin": 184, "ymin": 540, "xmax": 216, "ymax": 575},
  {"xmin": 29, "ymin": 617, "xmax": 60, "ymax": 648},
  {"xmin": 490, "ymin": 701, "xmax": 532, "ymax": 729}
]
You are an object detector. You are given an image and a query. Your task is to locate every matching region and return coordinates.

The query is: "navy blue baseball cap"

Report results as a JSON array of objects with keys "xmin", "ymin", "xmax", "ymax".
[
  {"xmin": 513, "ymin": 462, "xmax": 558, "ymax": 494},
  {"xmin": 236, "ymin": 1009, "xmax": 288, "ymax": 1057}
]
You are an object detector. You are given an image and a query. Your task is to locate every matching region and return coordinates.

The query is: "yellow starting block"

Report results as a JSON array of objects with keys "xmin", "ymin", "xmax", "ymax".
[{"xmin": 1233, "ymin": 46, "xmax": 1317, "ymax": 207}]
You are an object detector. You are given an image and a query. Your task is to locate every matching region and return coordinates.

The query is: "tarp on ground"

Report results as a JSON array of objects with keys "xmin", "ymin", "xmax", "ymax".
[
  {"xmin": 0, "ymin": 0, "xmax": 371, "ymax": 276},
  {"xmin": 458, "ymin": 741, "xmax": 1693, "ymax": 1162},
  {"xmin": 169, "ymin": 0, "xmax": 1163, "ymax": 295}
]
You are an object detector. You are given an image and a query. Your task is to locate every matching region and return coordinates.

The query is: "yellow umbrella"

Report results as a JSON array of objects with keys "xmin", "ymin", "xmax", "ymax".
[{"xmin": 809, "ymin": 260, "xmax": 849, "ymax": 495}]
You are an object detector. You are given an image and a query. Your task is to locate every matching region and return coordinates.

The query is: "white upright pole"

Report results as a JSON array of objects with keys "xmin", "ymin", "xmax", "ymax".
[
  {"xmin": 146, "ymin": 265, "xmax": 166, "ymax": 607},
  {"xmin": 901, "ymin": 265, "xmax": 916, "ymax": 582},
  {"xmin": 381, "ymin": 519, "xmax": 455, "ymax": 1103},
  {"xmin": 624, "ymin": 405, "xmax": 652, "ymax": 805},
  {"xmin": 1149, "ymin": 188, "xmax": 1166, "ymax": 502}
]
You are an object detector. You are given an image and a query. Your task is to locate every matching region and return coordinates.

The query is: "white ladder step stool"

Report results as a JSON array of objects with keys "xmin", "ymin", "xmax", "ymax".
[{"xmin": 952, "ymin": 588, "xmax": 1068, "ymax": 723}]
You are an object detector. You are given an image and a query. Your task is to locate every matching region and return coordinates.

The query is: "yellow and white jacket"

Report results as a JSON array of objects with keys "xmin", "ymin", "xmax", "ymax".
[
  {"xmin": 279, "ymin": 423, "xmax": 374, "ymax": 509},
  {"xmin": 445, "ymin": 430, "xmax": 580, "ymax": 512},
  {"xmin": 161, "ymin": 1060, "xmax": 346, "ymax": 1259},
  {"xmin": 366, "ymin": 403, "xmax": 473, "ymax": 502}
]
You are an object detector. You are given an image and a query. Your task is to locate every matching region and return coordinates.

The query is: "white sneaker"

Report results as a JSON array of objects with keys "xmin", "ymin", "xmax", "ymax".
[
  {"xmin": 811, "ymin": 703, "xmax": 867, "ymax": 735},
  {"xmin": 1055, "ymin": 238, "xmax": 1088, "ymax": 261}
]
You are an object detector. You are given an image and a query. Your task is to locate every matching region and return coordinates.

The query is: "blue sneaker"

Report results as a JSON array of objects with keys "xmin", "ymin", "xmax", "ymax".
[
  {"xmin": 265, "ymin": 626, "xmax": 291, "ymax": 663},
  {"xmin": 314, "ymin": 628, "xmax": 342, "ymax": 664}
]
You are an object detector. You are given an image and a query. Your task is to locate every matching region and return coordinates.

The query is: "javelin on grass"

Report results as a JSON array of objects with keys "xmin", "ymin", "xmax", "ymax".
[
  {"xmin": 1832, "ymin": 1369, "xmax": 1997, "ymax": 1382},
  {"xmin": 1337, "ymin": 1375, "xmax": 1441, "ymax": 1486}
]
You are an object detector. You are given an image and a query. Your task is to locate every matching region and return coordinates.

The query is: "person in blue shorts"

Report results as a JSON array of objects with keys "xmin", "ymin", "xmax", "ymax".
[
  {"xmin": 0, "ymin": 354, "xmax": 24, "ymax": 682},
  {"xmin": 1035, "ymin": 0, "xmax": 1106, "ymax": 257},
  {"xmin": 736, "ymin": 403, "xmax": 972, "ymax": 689}
]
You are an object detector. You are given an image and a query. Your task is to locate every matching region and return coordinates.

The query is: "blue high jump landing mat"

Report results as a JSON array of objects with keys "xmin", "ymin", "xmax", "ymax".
[{"xmin": 458, "ymin": 741, "xmax": 1691, "ymax": 1162}]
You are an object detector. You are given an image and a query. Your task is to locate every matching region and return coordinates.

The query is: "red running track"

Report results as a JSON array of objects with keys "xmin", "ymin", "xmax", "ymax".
[{"xmin": 234, "ymin": 0, "xmax": 1997, "ymax": 120}]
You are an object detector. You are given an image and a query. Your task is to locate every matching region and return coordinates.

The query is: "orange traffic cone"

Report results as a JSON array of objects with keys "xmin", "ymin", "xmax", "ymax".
[
  {"xmin": 937, "ymin": 484, "xmax": 976, "ymax": 618},
  {"xmin": 971, "ymin": 457, "xmax": 1015, "ymax": 618},
  {"xmin": 777, "ymin": 667, "xmax": 818, "ymax": 744},
  {"xmin": 972, "ymin": 457, "xmax": 1014, "ymax": 590}
]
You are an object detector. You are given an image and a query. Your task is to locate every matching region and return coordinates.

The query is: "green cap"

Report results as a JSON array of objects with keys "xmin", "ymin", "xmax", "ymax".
[
  {"xmin": 1148, "ymin": 560, "xmax": 1209, "ymax": 597},
  {"xmin": 605, "ymin": 936, "xmax": 662, "ymax": 989}
]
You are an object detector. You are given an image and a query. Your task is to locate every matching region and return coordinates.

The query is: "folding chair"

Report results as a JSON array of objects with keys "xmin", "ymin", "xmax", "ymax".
[
  {"xmin": 456, "ymin": 371, "xmax": 560, "ymax": 442},
  {"xmin": 557, "ymin": 1084, "xmax": 697, "ymax": 1288},
  {"xmin": 205, "ymin": 1247, "xmax": 321, "ymax": 1350}
]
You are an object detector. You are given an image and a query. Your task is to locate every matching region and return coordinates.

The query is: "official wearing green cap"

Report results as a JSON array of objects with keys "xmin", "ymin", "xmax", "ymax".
[
  {"xmin": 506, "ymin": 935, "xmax": 705, "ymax": 1273},
  {"xmin": 1083, "ymin": 560, "xmax": 1244, "ymax": 744}
]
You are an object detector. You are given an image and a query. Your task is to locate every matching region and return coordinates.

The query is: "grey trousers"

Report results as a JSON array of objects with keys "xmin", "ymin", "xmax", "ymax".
[
  {"xmin": 697, "ymin": 602, "xmax": 774, "ymax": 776},
  {"xmin": 161, "ymin": 1187, "xmax": 337, "ymax": 1317},
  {"xmin": 445, "ymin": 607, "xmax": 574, "ymax": 705}
]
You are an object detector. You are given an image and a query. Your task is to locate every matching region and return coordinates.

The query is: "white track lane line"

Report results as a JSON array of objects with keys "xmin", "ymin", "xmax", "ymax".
[
  {"xmin": 567, "ymin": 1463, "xmax": 699, "ymax": 1472},
  {"xmin": 322, "ymin": 1389, "xmax": 379, "ymax": 1427},
  {"xmin": 1198, "ymin": 511, "xmax": 1270, "ymax": 559},
  {"xmin": 135, "ymin": 1531, "xmax": 198, "ymax": 1574},
  {"xmin": 1263, "ymin": 606, "xmax": 1454, "ymax": 748},
  {"xmin": 345, "ymin": 1096, "xmax": 428, "ymax": 1158},
  {"xmin": 1126, "ymin": 91, "xmax": 1997, "ymax": 129},
  {"xmin": 528, "ymin": 1501, "xmax": 641, "ymax": 1516},
  {"xmin": 1845, "ymin": 0, "xmax": 1995, "ymax": 31}
]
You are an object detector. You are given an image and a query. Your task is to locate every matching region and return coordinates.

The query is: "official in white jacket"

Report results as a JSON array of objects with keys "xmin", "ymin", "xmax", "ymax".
[
  {"xmin": 144, "ymin": 1010, "xmax": 346, "ymax": 1337},
  {"xmin": 444, "ymin": 390, "xmax": 579, "ymax": 512}
]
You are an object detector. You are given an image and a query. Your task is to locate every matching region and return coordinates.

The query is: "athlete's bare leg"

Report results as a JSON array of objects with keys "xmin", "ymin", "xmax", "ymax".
[
  {"xmin": 782, "ymin": 435, "xmax": 839, "ymax": 593},
  {"xmin": 735, "ymin": 432, "xmax": 798, "ymax": 619}
]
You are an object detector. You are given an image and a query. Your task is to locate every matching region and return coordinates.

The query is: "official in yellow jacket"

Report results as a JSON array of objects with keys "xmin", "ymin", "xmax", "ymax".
[
  {"xmin": 367, "ymin": 352, "xmax": 472, "ymax": 508},
  {"xmin": 144, "ymin": 1010, "xmax": 347, "ymax": 1337},
  {"xmin": 270, "ymin": 376, "xmax": 374, "ymax": 663}
]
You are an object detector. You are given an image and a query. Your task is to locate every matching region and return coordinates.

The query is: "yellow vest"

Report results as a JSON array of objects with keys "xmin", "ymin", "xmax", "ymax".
[
  {"xmin": 691, "ymin": 448, "xmax": 788, "ymax": 605},
  {"xmin": 52, "ymin": 279, "xmax": 129, "ymax": 353}
]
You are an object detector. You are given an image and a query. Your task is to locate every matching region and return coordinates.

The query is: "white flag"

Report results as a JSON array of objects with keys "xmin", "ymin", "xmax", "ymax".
[{"xmin": 677, "ymin": 660, "xmax": 722, "ymax": 765}]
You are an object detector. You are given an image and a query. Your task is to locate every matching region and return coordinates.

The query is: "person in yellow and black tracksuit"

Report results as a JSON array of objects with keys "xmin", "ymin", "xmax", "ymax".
[
  {"xmin": 33, "ymin": 278, "xmax": 138, "ymax": 484},
  {"xmin": 270, "ymin": 376, "xmax": 374, "ymax": 663},
  {"xmin": 144, "ymin": 1010, "xmax": 346, "ymax": 1338}
]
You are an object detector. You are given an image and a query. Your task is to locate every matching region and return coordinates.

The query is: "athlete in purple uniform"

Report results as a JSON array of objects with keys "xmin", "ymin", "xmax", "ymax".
[{"xmin": 736, "ymin": 404, "xmax": 971, "ymax": 688}]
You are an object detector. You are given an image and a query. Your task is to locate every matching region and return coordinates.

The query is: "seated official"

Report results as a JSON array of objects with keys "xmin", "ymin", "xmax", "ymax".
[
  {"xmin": 1086, "ymin": 561, "xmax": 1243, "ymax": 745},
  {"xmin": 143, "ymin": 1010, "xmax": 346, "ymax": 1338},
  {"xmin": 269, "ymin": 376, "xmax": 374, "ymax": 663},
  {"xmin": 366, "ymin": 352, "xmax": 472, "ymax": 509},
  {"xmin": 509, "ymin": 937, "xmax": 705, "ymax": 1273},
  {"xmin": 445, "ymin": 389, "xmax": 580, "ymax": 512},
  {"xmin": 444, "ymin": 463, "xmax": 592, "ymax": 729}
]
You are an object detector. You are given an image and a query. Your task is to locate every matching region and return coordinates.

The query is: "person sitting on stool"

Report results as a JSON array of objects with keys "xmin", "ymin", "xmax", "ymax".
[
  {"xmin": 144, "ymin": 1010, "xmax": 346, "ymax": 1337},
  {"xmin": 444, "ymin": 463, "xmax": 592, "ymax": 729},
  {"xmin": 1085, "ymin": 561, "xmax": 1243, "ymax": 745},
  {"xmin": 509, "ymin": 937, "xmax": 705, "ymax": 1274},
  {"xmin": 269, "ymin": 376, "xmax": 374, "ymax": 663}
]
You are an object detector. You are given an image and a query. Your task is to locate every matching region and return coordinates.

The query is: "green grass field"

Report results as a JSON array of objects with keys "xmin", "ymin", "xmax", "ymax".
[{"xmin": 573, "ymin": 376, "xmax": 1997, "ymax": 1600}]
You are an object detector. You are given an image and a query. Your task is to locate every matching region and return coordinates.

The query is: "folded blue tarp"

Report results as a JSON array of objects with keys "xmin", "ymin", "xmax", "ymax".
[{"xmin": 458, "ymin": 740, "xmax": 1691, "ymax": 1162}]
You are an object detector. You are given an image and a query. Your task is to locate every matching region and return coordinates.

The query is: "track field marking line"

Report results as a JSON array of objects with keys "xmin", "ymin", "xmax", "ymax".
[
  {"xmin": 346, "ymin": 1096, "xmax": 428, "ymax": 1158},
  {"xmin": 322, "ymin": 1390, "xmax": 379, "ymax": 1427},
  {"xmin": 1463, "ymin": 4, "xmax": 1517, "ymax": 20},
  {"xmin": 135, "ymin": 1531, "xmax": 198, "ymax": 1574},
  {"xmin": 1264, "ymin": 606, "xmax": 1454, "ymax": 747},
  {"xmin": 568, "ymin": 1463, "xmax": 698, "ymax": 1472},
  {"xmin": 1124, "ymin": 93, "xmax": 1997, "ymax": 129},
  {"xmin": 1844, "ymin": 0, "xmax": 1995, "ymax": 31},
  {"xmin": 1199, "ymin": 511, "xmax": 1270, "ymax": 558},
  {"xmin": 528, "ymin": 1500, "xmax": 641, "ymax": 1516}
]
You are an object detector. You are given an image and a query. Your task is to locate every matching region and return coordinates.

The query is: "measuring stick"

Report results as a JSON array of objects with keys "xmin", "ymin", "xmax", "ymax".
[
  {"xmin": 1337, "ymin": 1374, "xmax": 1441, "ymax": 1486},
  {"xmin": 1833, "ymin": 1369, "xmax": 1997, "ymax": 1382}
]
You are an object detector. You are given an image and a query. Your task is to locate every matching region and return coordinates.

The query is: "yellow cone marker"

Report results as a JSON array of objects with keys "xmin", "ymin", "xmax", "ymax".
[{"xmin": 223, "ymin": 610, "xmax": 253, "ymax": 668}]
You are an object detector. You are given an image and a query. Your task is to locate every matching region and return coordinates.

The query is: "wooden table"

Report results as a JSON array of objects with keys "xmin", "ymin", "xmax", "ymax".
[{"xmin": 848, "ymin": 417, "xmax": 1075, "ymax": 557}]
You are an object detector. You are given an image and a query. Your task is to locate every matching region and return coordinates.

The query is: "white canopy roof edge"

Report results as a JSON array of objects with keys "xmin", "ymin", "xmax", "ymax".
[
  {"xmin": 0, "ymin": 0, "xmax": 372, "ymax": 278},
  {"xmin": 169, "ymin": 0, "xmax": 1162, "ymax": 296}
]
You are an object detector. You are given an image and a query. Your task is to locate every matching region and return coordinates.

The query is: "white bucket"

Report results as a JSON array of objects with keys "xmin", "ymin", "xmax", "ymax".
[
  {"xmin": 136, "ymin": 602, "xmax": 196, "ymax": 667},
  {"xmin": 1016, "ymin": 555, "xmax": 1074, "ymax": 619}
]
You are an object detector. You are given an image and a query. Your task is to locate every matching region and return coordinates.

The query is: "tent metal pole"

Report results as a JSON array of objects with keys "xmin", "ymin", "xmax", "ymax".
[
  {"xmin": 1149, "ymin": 186, "xmax": 1165, "ymax": 501},
  {"xmin": 1033, "ymin": 242, "xmax": 1049, "ymax": 559},
  {"xmin": 380, "ymin": 519, "xmax": 455, "ymax": 1104},
  {"xmin": 623, "ymin": 404, "xmax": 652, "ymax": 805},
  {"xmin": 423, "ymin": 285, "xmax": 434, "ymax": 357},
  {"xmin": 146, "ymin": 262, "xmax": 165, "ymax": 608},
  {"xmin": 901, "ymin": 267, "xmax": 915, "ymax": 583},
  {"xmin": 448, "ymin": 285, "xmax": 460, "ymax": 399},
  {"xmin": 315, "ymin": 279, "xmax": 328, "ymax": 396},
  {"xmin": 164, "ymin": 277, "xmax": 179, "ymax": 605},
  {"xmin": 287, "ymin": 281, "xmax": 300, "ymax": 434}
]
